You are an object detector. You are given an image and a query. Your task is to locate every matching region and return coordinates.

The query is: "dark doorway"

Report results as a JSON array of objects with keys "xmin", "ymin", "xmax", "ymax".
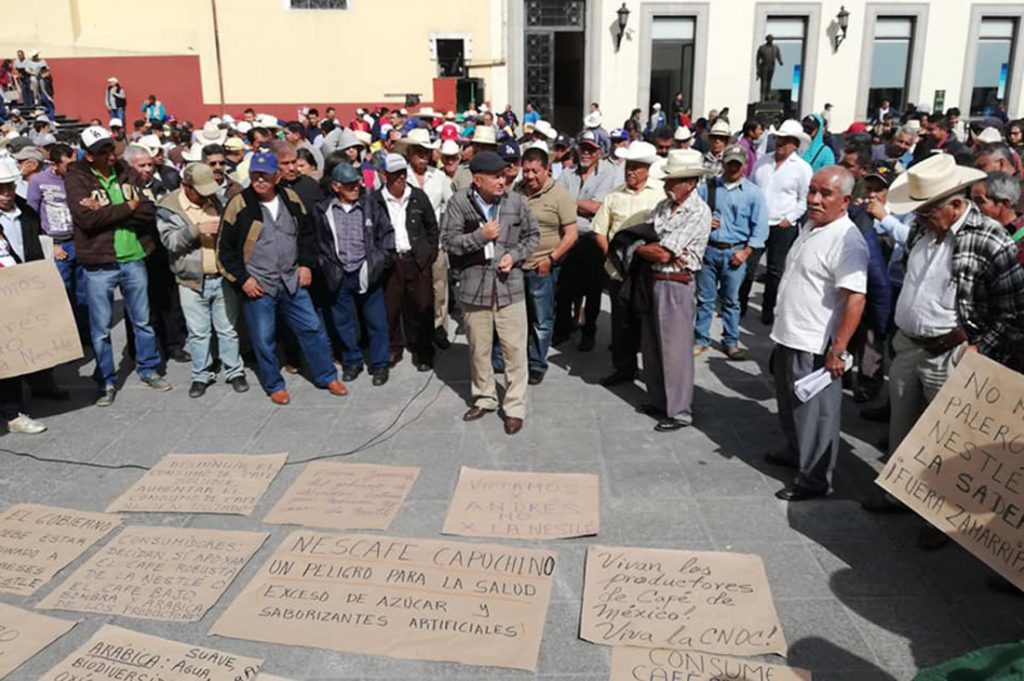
[{"xmin": 553, "ymin": 31, "xmax": 584, "ymax": 133}]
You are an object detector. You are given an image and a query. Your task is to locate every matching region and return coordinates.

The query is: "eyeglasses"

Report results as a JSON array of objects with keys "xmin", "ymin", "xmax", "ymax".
[{"xmin": 207, "ymin": 160, "xmax": 226, "ymax": 167}]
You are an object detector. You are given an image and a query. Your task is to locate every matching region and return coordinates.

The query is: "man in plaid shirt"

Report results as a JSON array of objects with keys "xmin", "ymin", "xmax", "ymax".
[{"xmin": 864, "ymin": 155, "xmax": 1024, "ymax": 522}]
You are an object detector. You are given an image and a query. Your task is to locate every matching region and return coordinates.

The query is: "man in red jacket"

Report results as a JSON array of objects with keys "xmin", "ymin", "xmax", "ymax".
[{"xmin": 66, "ymin": 126, "xmax": 170, "ymax": 407}]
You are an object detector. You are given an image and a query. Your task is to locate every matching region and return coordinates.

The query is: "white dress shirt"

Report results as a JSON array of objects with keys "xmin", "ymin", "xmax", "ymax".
[
  {"xmin": 409, "ymin": 165, "xmax": 452, "ymax": 219},
  {"xmin": 383, "ymin": 185, "xmax": 412, "ymax": 253},
  {"xmin": 771, "ymin": 214, "xmax": 870, "ymax": 355},
  {"xmin": 893, "ymin": 209, "xmax": 968, "ymax": 338},
  {"xmin": 753, "ymin": 151, "xmax": 813, "ymax": 226},
  {"xmin": 0, "ymin": 207, "xmax": 25, "ymax": 263}
]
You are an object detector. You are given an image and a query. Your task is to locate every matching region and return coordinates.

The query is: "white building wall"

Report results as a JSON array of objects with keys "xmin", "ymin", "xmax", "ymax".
[{"xmin": 587, "ymin": 0, "xmax": 1024, "ymax": 132}]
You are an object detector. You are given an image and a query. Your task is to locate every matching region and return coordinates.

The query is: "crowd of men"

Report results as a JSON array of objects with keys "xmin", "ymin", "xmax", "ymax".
[{"xmin": 1, "ymin": 86, "xmax": 1023, "ymax": 512}]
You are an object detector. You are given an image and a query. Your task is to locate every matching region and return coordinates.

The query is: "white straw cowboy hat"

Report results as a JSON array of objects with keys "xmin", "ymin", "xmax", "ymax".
[
  {"xmin": 440, "ymin": 139, "xmax": 461, "ymax": 156},
  {"xmin": 701, "ymin": 119, "xmax": 734, "ymax": 144},
  {"xmin": 674, "ymin": 126, "xmax": 693, "ymax": 142},
  {"xmin": 888, "ymin": 154, "xmax": 987, "ymax": 214},
  {"xmin": 137, "ymin": 134, "xmax": 164, "ymax": 157},
  {"xmin": 471, "ymin": 125, "xmax": 498, "ymax": 146},
  {"xmin": 976, "ymin": 126, "xmax": 1004, "ymax": 144},
  {"xmin": 198, "ymin": 120, "xmax": 227, "ymax": 145},
  {"xmin": 0, "ymin": 157, "xmax": 20, "ymax": 184},
  {"xmin": 397, "ymin": 127, "xmax": 439, "ymax": 152},
  {"xmin": 414, "ymin": 107, "xmax": 439, "ymax": 119},
  {"xmin": 768, "ymin": 119, "xmax": 811, "ymax": 152},
  {"xmin": 614, "ymin": 140, "xmax": 659, "ymax": 165},
  {"xmin": 533, "ymin": 120, "xmax": 558, "ymax": 141},
  {"xmin": 660, "ymin": 149, "xmax": 713, "ymax": 180}
]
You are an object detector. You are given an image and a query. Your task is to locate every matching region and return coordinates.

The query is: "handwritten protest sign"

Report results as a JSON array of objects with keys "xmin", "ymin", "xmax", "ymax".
[
  {"xmin": 37, "ymin": 526, "xmax": 268, "ymax": 622},
  {"xmin": 581, "ymin": 546, "xmax": 786, "ymax": 656},
  {"xmin": 0, "ymin": 603, "xmax": 75, "ymax": 679},
  {"xmin": 0, "ymin": 261, "xmax": 83, "ymax": 380},
  {"xmin": 255, "ymin": 676, "xmax": 292, "ymax": 681},
  {"xmin": 263, "ymin": 462, "xmax": 419, "ymax": 530},
  {"xmin": 877, "ymin": 352, "xmax": 1024, "ymax": 590},
  {"xmin": 106, "ymin": 453, "xmax": 288, "ymax": 516},
  {"xmin": 210, "ymin": 530, "xmax": 556, "ymax": 671},
  {"xmin": 0, "ymin": 504, "xmax": 122, "ymax": 596},
  {"xmin": 610, "ymin": 647, "xmax": 811, "ymax": 681},
  {"xmin": 40, "ymin": 624, "xmax": 263, "ymax": 681},
  {"xmin": 442, "ymin": 467, "xmax": 599, "ymax": 540}
]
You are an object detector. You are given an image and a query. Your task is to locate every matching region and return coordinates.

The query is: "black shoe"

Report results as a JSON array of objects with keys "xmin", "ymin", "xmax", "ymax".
[
  {"xmin": 168, "ymin": 348, "xmax": 191, "ymax": 363},
  {"xmin": 775, "ymin": 485, "xmax": 828, "ymax": 501},
  {"xmin": 528, "ymin": 371, "xmax": 544, "ymax": 385},
  {"xmin": 228, "ymin": 376, "xmax": 249, "ymax": 393},
  {"xmin": 655, "ymin": 417, "xmax": 691, "ymax": 432},
  {"xmin": 861, "ymin": 402, "xmax": 890, "ymax": 422},
  {"xmin": 371, "ymin": 369, "xmax": 389, "ymax": 386},
  {"xmin": 578, "ymin": 334, "xmax": 595, "ymax": 352},
  {"xmin": 32, "ymin": 386, "xmax": 70, "ymax": 400},
  {"xmin": 853, "ymin": 386, "xmax": 878, "ymax": 403},
  {"xmin": 415, "ymin": 360, "xmax": 433, "ymax": 372},
  {"xmin": 600, "ymin": 370, "xmax": 634, "ymax": 387},
  {"xmin": 188, "ymin": 381, "xmax": 209, "ymax": 399},
  {"xmin": 342, "ymin": 365, "xmax": 363, "ymax": 382},
  {"xmin": 433, "ymin": 328, "xmax": 451, "ymax": 350}
]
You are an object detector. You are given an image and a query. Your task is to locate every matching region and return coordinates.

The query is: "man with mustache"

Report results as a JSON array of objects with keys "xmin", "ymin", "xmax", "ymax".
[{"xmin": 767, "ymin": 166, "xmax": 869, "ymax": 501}]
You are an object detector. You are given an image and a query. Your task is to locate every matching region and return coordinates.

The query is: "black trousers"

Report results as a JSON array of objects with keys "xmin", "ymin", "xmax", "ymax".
[
  {"xmin": 385, "ymin": 255, "xmax": 435, "ymax": 363},
  {"xmin": 0, "ymin": 377, "xmax": 22, "ymax": 420},
  {"xmin": 555, "ymin": 232, "xmax": 603, "ymax": 339},
  {"xmin": 738, "ymin": 247, "xmax": 764, "ymax": 316},
  {"xmin": 608, "ymin": 278, "xmax": 640, "ymax": 374},
  {"xmin": 762, "ymin": 224, "xmax": 799, "ymax": 317}
]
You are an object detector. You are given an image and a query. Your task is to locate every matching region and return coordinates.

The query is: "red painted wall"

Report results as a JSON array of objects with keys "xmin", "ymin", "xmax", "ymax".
[{"xmin": 46, "ymin": 55, "xmax": 458, "ymax": 128}]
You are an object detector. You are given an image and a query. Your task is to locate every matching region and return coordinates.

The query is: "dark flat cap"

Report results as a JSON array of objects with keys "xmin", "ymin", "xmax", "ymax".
[{"xmin": 469, "ymin": 150, "xmax": 509, "ymax": 174}]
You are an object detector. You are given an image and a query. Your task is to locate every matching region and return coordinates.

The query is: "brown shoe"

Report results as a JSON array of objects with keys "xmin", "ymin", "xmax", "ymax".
[
  {"xmin": 503, "ymin": 416, "xmax": 524, "ymax": 435},
  {"xmin": 270, "ymin": 390, "xmax": 290, "ymax": 405},
  {"xmin": 283, "ymin": 364, "xmax": 300, "ymax": 375},
  {"xmin": 462, "ymin": 406, "xmax": 493, "ymax": 422},
  {"xmin": 725, "ymin": 346, "xmax": 747, "ymax": 361},
  {"xmin": 693, "ymin": 344, "xmax": 710, "ymax": 357},
  {"xmin": 326, "ymin": 380, "xmax": 348, "ymax": 397}
]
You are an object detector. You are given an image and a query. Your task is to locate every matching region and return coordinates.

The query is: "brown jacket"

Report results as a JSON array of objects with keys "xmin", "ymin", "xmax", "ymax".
[{"xmin": 66, "ymin": 159, "xmax": 158, "ymax": 266}]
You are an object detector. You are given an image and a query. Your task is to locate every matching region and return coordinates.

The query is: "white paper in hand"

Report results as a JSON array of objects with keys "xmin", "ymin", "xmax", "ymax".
[{"xmin": 794, "ymin": 357, "xmax": 853, "ymax": 403}]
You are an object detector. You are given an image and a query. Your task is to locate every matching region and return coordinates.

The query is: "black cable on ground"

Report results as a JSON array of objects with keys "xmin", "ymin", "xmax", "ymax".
[{"xmin": 0, "ymin": 372, "xmax": 442, "ymax": 472}]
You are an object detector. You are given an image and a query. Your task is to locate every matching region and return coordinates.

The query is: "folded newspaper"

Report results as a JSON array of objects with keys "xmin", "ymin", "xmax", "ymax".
[{"xmin": 794, "ymin": 357, "xmax": 853, "ymax": 403}]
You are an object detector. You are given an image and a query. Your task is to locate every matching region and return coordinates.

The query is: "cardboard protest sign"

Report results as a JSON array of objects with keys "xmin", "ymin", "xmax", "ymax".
[
  {"xmin": 0, "ymin": 603, "xmax": 75, "ymax": 679},
  {"xmin": 581, "ymin": 546, "xmax": 786, "ymax": 656},
  {"xmin": 610, "ymin": 647, "xmax": 811, "ymax": 681},
  {"xmin": 255, "ymin": 676, "xmax": 292, "ymax": 681},
  {"xmin": 442, "ymin": 467, "xmax": 600, "ymax": 540},
  {"xmin": 0, "ymin": 504, "xmax": 122, "ymax": 596},
  {"xmin": 37, "ymin": 526, "xmax": 268, "ymax": 622},
  {"xmin": 210, "ymin": 531, "xmax": 556, "ymax": 671},
  {"xmin": 106, "ymin": 453, "xmax": 288, "ymax": 516},
  {"xmin": 0, "ymin": 260, "xmax": 83, "ymax": 380},
  {"xmin": 877, "ymin": 352, "xmax": 1024, "ymax": 590},
  {"xmin": 40, "ymin": 624, "xmax": 263, "ymax": 681},
  {"xmin": 263, "ymin": 462, "xmax": 419, "ymax": 530}
]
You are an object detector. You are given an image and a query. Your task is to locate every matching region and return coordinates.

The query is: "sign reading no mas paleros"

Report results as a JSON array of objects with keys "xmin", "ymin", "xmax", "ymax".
[
  {"xmin": 877, "ymin": 351, "xmax": 1024, "ymax": 591},
  {"xmin": 0, "ymin": 261, "xmax": 82, "ymax": 379}
]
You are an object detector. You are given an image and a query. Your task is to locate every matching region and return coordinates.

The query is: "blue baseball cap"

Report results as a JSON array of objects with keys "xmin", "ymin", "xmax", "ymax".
[
  {"xmin": 610, "ymin": 127, "xmax": 628, "ymax": 141},
  {"xmin": 331, "ymin": 163, "xmax": 361, "ymax": 183},
  {"xmin": 498, "ymin": 139, "xmax": 521, "ymax": 161},
  {"xmin": 250, "ymin": 151, "xmax": 278, "ymax": 175}
]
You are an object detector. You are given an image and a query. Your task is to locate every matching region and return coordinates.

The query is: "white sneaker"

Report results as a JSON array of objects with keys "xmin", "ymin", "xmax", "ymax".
[{"xmin": 7, "ymin": 413, "xmax": 46, "ymax": 434}]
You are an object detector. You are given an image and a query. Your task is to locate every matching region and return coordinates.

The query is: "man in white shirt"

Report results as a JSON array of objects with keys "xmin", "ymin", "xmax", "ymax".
[
  {"xmin": 768, "ymin": 166, "xmax": 869, "ymax": 501},
  {"xmin": 398, "ymin": 129, "xmax": 454, "ymax": 350},
  {"xmin": 377, "ymin": 154, "xmax": 440, "ymax": 371},
  {"xmin": 753, "ymin": 120, "xmax": 813, "ymax": 325}
]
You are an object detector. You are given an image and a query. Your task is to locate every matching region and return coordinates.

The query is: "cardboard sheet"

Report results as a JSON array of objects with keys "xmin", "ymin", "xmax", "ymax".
[
  {"xmin": 210, "ymin": 530, "xmax": 556, "ymax": 671},
  {"xmin": 37, "ymin": 526, "xmax": 268, "ymax": 622},
  {"xmin": 876, "ymin": 352, "xmax": 1024, "ymax": 591},
  {"xmin": 264, "ymin": 462, "xmax": 419, "ymax": 530},
  {"xmin": 39, "ymin": 624, "xmax": 263, "ymax": 680},
  {"xmin": 610, "ymin": 646, "xmax": 811, "ymax": 680},
  {"xmin": 0, "ymin": 261, "xmax": 83, "ymax": 379},
  {"xmin": 0, "ymin": 504, "xmax": 122, "ymax": 596},
  {"xmin": 106, "ymin": 453, "xmax": 288, "ymax": 516},
  {"xmin": 581, "ymin": 545, "xmax": 787, "ymax": 656},
  {"xmin": 442, "ymin": 467, "xmax": 600, "ymax": 539},
  {"xmin": 0, "ymin": 603, "xmax": 75, "ymax": 679}
]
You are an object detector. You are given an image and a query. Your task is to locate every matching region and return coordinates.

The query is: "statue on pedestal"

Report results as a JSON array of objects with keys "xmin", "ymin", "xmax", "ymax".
[{"xmin": 755, "ymin": 35, "xmax": 784, "ymax": 102}]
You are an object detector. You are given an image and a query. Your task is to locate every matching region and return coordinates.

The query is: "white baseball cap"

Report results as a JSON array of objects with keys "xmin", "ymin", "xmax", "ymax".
[
  {"xmin": 81, "ymin": 126, "xmax": 114, "ymax": 152},
  {"xmin": 108, "ymin": 117, "xmax": 123, "ymax": 128},
  {"xmin": 383, "ymin": 153, "xmax": 408, "ymax": 173}
]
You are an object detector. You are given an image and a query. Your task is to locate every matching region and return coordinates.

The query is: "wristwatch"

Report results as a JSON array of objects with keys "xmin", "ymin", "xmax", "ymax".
[{"xmin": 829, "ymin": 348, "xmax": 851, "ymax": 362}]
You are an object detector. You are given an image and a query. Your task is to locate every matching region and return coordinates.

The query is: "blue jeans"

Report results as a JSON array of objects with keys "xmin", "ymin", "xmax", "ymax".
[
  {"xmin": 329, "ymin": 271, "xmax": 390, "ymax": 371},
  {"xmin": 84, "ymin": 260, "xmax": 161, "ymax": 388},
  {"xmin": 493, "ymin": 266, "xmax": 559, "ymax": 375},
  {"xmin": 55, "ymin": 240, "xmax": 90, "ymax": 340},
  {"xmin": 178, "ymin": 278, "xmax": 244, "ymax": 384},
  {"xmin": 695, "ymin": 246, "xmax": 747, "ymax": 348},
  {"xmin": 243, "ymin": 286, "xmax": 337, "ymax": 394}
]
